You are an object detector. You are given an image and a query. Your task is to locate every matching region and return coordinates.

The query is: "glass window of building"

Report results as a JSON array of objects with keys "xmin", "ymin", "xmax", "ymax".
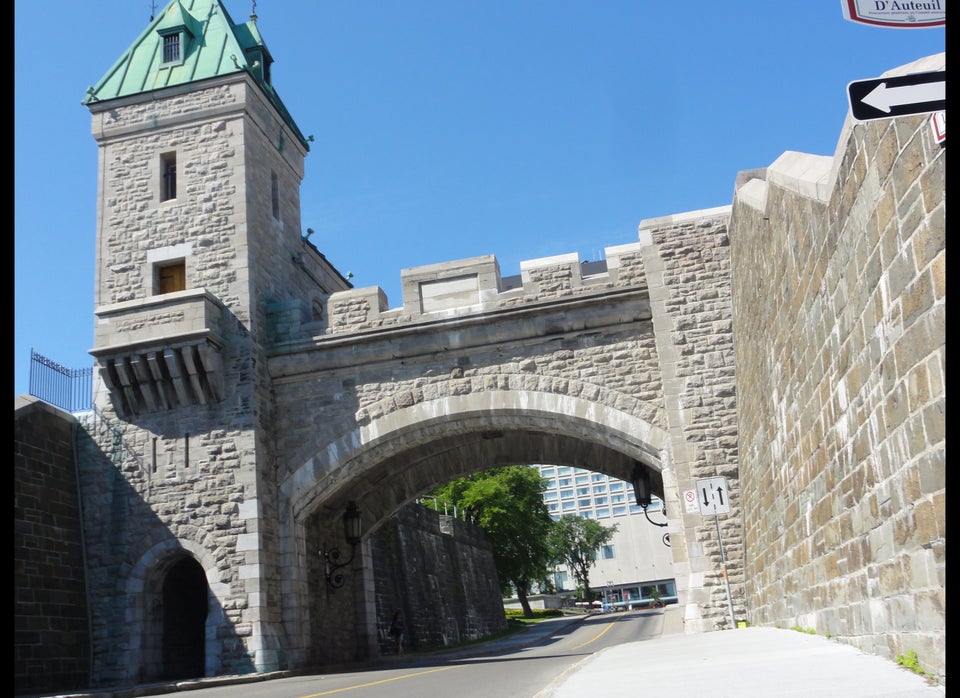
[
  {"xmin": 558, "ymin": 477, "xmax": 572, "ymax": 487},
  {"xmin": 594, "ymin": 496, "xmax": 607, "ymax": 506},
  {"xmin": 560, "ymin": 488, "xmax": 574, "ymax": 499},
  {"xmin": 611, "ymin": 493, "xmax": 625, "ymax": 504},
  {"xmin": 557, "ymin": 466, "xmax": 572, "ymax": 475},
  {"xmin": 575, "ymin": 473, "xmax": 589, "ymax": 484},
  {"xmin": 592, "ymin": 472, "xmax": 605, "ymax": 482},
  {"xmin": 593, "ymin": 484, "xmax": 607, "ymax": 494},
  {"xmin": 596, "ymin": 507, "xmax": 610, "ymax": 518},
  {"xmin": 544, "ymin": 491, "xmax": 557, "ymax": 501},
  {"xmin": 561, "ymin": 500, "xmax": 576, "ymax": 511},
  {"xmin": 540, "ymin": 467, "xmax": 555, "ymax": 477},
  {"xmin": 578, "ymin": 498, "xmax": 592, "ymax": 508},
  {"xmin": 610, "ymin": 482, "xmax": 624, "ymax": 491},
  {"xmin": 601, "ymin": 544, "xmax": 616, "ymax": 559}
]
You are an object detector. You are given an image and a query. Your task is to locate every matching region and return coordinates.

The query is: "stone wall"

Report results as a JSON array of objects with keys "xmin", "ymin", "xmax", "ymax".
[
  {"xmin": 635, "ymin": 208, "xmax": 744, "ymax": 631},
  {"xmin": 14, "ymin": 397, "xmax": 90, "ymax": 696},
  {"xmin": 369, "ymin": 504, "xmax": 506, "ymax": 655},
  {"xmin": 728, "ymin": 53, "xmax": 945, "ymax": 681}
]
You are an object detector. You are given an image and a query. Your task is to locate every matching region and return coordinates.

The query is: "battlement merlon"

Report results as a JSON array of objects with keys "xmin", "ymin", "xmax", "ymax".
[{"xmin": 321, "ymin": 243, "xmax": 650, "ymax": 334}]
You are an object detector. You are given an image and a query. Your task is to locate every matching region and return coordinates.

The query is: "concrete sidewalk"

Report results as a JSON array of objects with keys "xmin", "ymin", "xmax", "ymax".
[{"xmin": 541, "ymin": 609, "xmax": 944, "ymax": 698}]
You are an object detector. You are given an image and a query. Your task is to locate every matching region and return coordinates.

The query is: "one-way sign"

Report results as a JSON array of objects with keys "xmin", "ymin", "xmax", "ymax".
[
  {"xmin": 696, "ymin": 477, "xmax": 731, "ymax": 516},
  {"xmin": 848, "ymin": 70, "xmax": 945, "ymax": 122}
]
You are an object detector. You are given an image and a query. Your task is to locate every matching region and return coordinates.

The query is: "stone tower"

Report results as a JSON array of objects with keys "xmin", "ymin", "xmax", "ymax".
[{"xmin": 81, "ymin": 0, "xmax": 350, "ymax": 684}]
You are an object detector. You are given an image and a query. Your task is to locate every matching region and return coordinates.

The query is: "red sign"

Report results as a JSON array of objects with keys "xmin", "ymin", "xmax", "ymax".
[
  {"xmin": 842, "ymin": 0, "xmax": 946, "ymax": 28},
  {"xmin": 930, "ymin": 112, "xmax": 946, "ymax": 144}
]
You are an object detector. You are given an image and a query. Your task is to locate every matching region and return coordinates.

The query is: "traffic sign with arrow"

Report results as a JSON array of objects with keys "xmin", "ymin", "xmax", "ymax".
[
  {"xmin": 847, "ymin": 70, "xmax": 945, "ymax": 122},
  {"xmin": 696, "ymin": 477, "xmax": 730, "ymax": 516}
]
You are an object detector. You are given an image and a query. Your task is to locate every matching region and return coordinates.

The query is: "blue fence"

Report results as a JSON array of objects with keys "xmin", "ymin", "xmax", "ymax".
[{"xmin": 28, "ymin": 349, "xmax": 93, "ymax": 413}]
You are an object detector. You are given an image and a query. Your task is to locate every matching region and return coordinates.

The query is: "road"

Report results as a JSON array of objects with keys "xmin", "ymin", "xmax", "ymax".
[{"xmin": 172, "ymin": 610, "xmax": 661, "ymax": 698}]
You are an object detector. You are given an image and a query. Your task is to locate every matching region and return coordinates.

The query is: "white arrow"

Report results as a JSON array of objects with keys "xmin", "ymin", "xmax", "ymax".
[{"xmin": 862, "ymin": 80, "xmax": 945, "ymax": 113}]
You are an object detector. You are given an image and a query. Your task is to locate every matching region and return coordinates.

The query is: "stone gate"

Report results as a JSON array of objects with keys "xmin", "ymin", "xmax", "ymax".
[
  {"xmin": 73, "ymin": 1, "xmax": 743, "ymax": 685},
  {"xmin": 39, "ymin": 1, "xmax": 941, "ymax": 689}
]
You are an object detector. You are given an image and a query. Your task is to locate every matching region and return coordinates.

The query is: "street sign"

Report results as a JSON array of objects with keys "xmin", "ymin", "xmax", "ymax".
[
  {"xmin": 847, "ymin": 70, "xmax": 945, "ymax": 122},
  {"xmin": 930, "ymin": 111, "xmax": 946, "ymax": 144},
  {"xmin": 841, "ymin": 0, "xmax": 945, "ymax": 28},
  {"xmin": 683, "ymin": 489, "xmax": 700, "ymax": 514},
  {"xmin": 696, "ymin": 477, "xmax": 730, "ymax": 516}
]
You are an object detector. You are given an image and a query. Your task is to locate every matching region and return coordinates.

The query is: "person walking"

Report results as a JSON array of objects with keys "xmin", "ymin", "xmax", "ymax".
[{"xmin": 389, "ymin": 610, "xmax": 406, "ymax": 656}]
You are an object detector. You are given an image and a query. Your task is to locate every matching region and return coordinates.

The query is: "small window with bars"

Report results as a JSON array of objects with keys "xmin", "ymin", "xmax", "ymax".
[{"xmin": 163, "ymin": 34, "xmax": 181, "ymax": 64}]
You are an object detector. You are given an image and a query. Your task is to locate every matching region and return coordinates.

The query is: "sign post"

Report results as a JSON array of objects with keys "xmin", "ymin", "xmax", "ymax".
[{"xmin": 696, "ymin": 476, "xmax": 737, "ymax": 628}]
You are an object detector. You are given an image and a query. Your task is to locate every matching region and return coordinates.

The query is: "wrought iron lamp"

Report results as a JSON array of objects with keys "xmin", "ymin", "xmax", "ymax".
[
  {"xmin": 631, "ymin": 461, "xmax": 668, "ymax": 530},
  {"xmin": 320, "ymin": 501, "xmax": 363, "ymax": 591}
]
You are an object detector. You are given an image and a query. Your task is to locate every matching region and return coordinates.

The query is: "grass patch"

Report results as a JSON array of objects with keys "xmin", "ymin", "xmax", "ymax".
[{"xmin": 504, "ymin": 608, "xmax": 564, "ymax": 621}]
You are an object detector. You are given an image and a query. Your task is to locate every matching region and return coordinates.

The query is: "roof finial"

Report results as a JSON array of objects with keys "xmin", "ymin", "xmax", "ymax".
[
  {"xmin": 251, "ymin": 1, "xmax": 257, "ymax": 20},
  {"xmin": 150, "ymin": 1, "xmax": 157, "ymax": 21}
]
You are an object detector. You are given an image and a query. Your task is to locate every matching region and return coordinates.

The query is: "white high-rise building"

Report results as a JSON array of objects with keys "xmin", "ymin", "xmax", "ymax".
[{"xmin": 535, "ymin": 464, "xmax": 677, "ymax": 608}]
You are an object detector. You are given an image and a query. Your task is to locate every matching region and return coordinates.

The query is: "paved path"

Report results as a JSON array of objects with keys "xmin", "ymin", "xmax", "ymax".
[
  {"xmin": 540, "ymin": 609, "xmax": 944, "ymax": 698},
  {"xmin": 24, "ymin": 609, "xmax": 944, "ymax": 697}
]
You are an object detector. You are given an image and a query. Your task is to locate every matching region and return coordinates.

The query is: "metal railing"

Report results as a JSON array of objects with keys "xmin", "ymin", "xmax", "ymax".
[{"xmin": 28, "ymin": 349, "xmax": 93, "ymax": 413}]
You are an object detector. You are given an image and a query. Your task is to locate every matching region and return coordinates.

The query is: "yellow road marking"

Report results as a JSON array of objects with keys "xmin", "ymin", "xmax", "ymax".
[
  {"xmin": 573, "ymin": 619, "xmax": 617, "ymax": 649},
  {"xmin": 302, "ymin": 665, "xmax": 459, "ymax": 696}
]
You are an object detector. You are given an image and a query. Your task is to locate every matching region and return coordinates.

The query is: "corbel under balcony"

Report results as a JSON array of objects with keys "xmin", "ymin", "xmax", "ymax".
[{"xmin": 90, "ymin": 289, "xmax": 226, "ymax": 416}]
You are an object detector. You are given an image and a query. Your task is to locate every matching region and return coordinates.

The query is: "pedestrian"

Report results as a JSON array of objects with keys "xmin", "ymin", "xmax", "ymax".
[{"xmin": 389, "ymin": 610, "xmax": 406, "ymax": 656}]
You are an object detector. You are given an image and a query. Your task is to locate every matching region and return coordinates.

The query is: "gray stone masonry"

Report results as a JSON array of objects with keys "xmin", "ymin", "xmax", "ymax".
[{"xmin": 729, "ymin": 52, "xmax": 944, "ymax": 684}]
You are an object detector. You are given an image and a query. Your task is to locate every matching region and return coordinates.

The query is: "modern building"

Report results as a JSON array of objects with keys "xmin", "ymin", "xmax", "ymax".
[{"xmin": 534, "ymin": 465, "xmax": 677, "ymax": 608}]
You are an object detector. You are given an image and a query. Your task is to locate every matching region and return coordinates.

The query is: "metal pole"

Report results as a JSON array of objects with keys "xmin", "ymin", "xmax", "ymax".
[{"xmin": 715, "ymin": 514, "xmax": 736, "ymax": 628}]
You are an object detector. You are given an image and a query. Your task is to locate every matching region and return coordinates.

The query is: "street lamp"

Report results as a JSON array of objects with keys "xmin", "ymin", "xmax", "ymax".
[
  {"xmin": 632, "ymin": 461, "xmax": 668, "ymax": 529},
  {"xmin": 320, "ymin": 501, "xmax": 363, "ymax": 592},
  {"xmin": 631, "ymin": 461, "xmax": 652, "ymax": 507}
]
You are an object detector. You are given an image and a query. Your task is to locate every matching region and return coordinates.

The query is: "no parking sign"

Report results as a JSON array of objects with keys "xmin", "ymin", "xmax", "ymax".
[{"xmin": 683, "ymin": 489, "xmax": 699, "ymax": 513}]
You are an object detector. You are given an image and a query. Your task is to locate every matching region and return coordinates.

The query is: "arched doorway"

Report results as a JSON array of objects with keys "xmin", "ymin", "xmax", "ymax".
[{"xmin": 159, "ymin": 557, "xmax": 208, "ymax": 681}]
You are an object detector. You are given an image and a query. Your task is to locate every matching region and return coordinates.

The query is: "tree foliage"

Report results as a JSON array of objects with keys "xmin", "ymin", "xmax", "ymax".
[
  {"xmin": 547, "ymin": 515, "xmax": 618, "ymax": 601},
  {"xmin": 429, "ymin": 465, "xmax": 555, "ymax": 616}
]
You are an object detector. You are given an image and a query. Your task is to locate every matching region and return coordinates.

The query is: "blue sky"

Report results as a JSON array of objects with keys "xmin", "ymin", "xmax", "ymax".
[{"xmin": 14, "ymin": 1, "xmax": 944, "ymax": 399}]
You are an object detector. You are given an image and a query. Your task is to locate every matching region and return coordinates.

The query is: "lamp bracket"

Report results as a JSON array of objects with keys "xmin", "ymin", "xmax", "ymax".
[{"xmin": 321, "ymin": 542, "xmax": 357, "ymax": 591}]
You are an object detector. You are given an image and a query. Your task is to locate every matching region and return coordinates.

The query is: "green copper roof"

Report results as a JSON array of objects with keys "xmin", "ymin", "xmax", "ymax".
[{"xmin": 83, "ymin": 0, "xmax": 308, "ymax": 150}]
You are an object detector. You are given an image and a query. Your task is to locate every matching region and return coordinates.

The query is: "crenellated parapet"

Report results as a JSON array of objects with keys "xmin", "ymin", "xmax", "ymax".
[{"xmin": 321, "ymin": 243, "xmax": 647, "ymax": 335}]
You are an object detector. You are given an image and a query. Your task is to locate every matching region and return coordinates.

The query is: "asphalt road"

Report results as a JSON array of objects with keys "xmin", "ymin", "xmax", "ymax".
[
  {"xmin": 165, "ymin": 611, "xmax": 660, "ymax": 698},
  {"xmin": 27, "ymin": 610, "xmax": 657, "ymax": 698}
]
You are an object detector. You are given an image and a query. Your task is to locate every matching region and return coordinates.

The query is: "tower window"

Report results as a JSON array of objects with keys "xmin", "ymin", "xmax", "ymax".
[
  {"xmin": 156, "ymin": 260, "xmax": 186, "ymax": 294},
  {"xmin": 161, "ymin": 152, "xmax": 177, "ymax": 202},
  {"xmin": 163, "ymin": 34, "xmax": 181, "ymax": 63},
  {"xmin": 271, "ymin": 171, "xmax": 280, "ymax": 220}
]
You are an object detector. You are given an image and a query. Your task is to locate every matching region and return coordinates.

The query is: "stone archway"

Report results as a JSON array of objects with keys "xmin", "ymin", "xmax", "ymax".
[
  {"xmin": 278, "ymin": 391, "xmax": 683, "ymax": 667},
  {"xmin": 159, "ymin": 557, "xmax": 207, "ymax": 681}
]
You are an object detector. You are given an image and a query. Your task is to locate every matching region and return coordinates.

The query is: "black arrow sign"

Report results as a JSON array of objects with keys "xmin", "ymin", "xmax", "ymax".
[
  {"xmin": 716, "ymin": 487, "xmax": 725, "ymax": 507},
  {"xmin": 848, "ymin": 70, "xmax": 945, "ymax": 122},
  {"xmin": 701, "ymin": 487, "xmax": 710, "ymax": 507}
]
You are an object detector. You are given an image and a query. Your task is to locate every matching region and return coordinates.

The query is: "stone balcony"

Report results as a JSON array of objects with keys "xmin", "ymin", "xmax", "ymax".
[{"xmin": 91, "ymin": 289, "xmax": 226, "ymax": 415}]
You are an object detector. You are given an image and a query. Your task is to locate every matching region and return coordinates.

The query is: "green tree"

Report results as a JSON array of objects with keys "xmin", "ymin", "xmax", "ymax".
[
  {"xmin": 429, "ymin": 466, "xmax": 555, "ymax": 617},
  {"xmin": 547, "ymin": 515, "xmax": 618, "ymax": 602}
]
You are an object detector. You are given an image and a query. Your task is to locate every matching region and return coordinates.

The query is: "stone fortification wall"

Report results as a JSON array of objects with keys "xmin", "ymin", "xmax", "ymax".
[
  {"xmin": 369, "ymin": 504, "xmax": 506, "ymax": 655},
  {"xmin": 14, "ymin": 397, "xmax": 90, "ymax": 696},
  {"xmin": 634, "ymin": 208, "xmax": 744, "ymax": 631},
  {"xmin": 729, "ymin": 54, "xmax": 944, "ymax": 680}
]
